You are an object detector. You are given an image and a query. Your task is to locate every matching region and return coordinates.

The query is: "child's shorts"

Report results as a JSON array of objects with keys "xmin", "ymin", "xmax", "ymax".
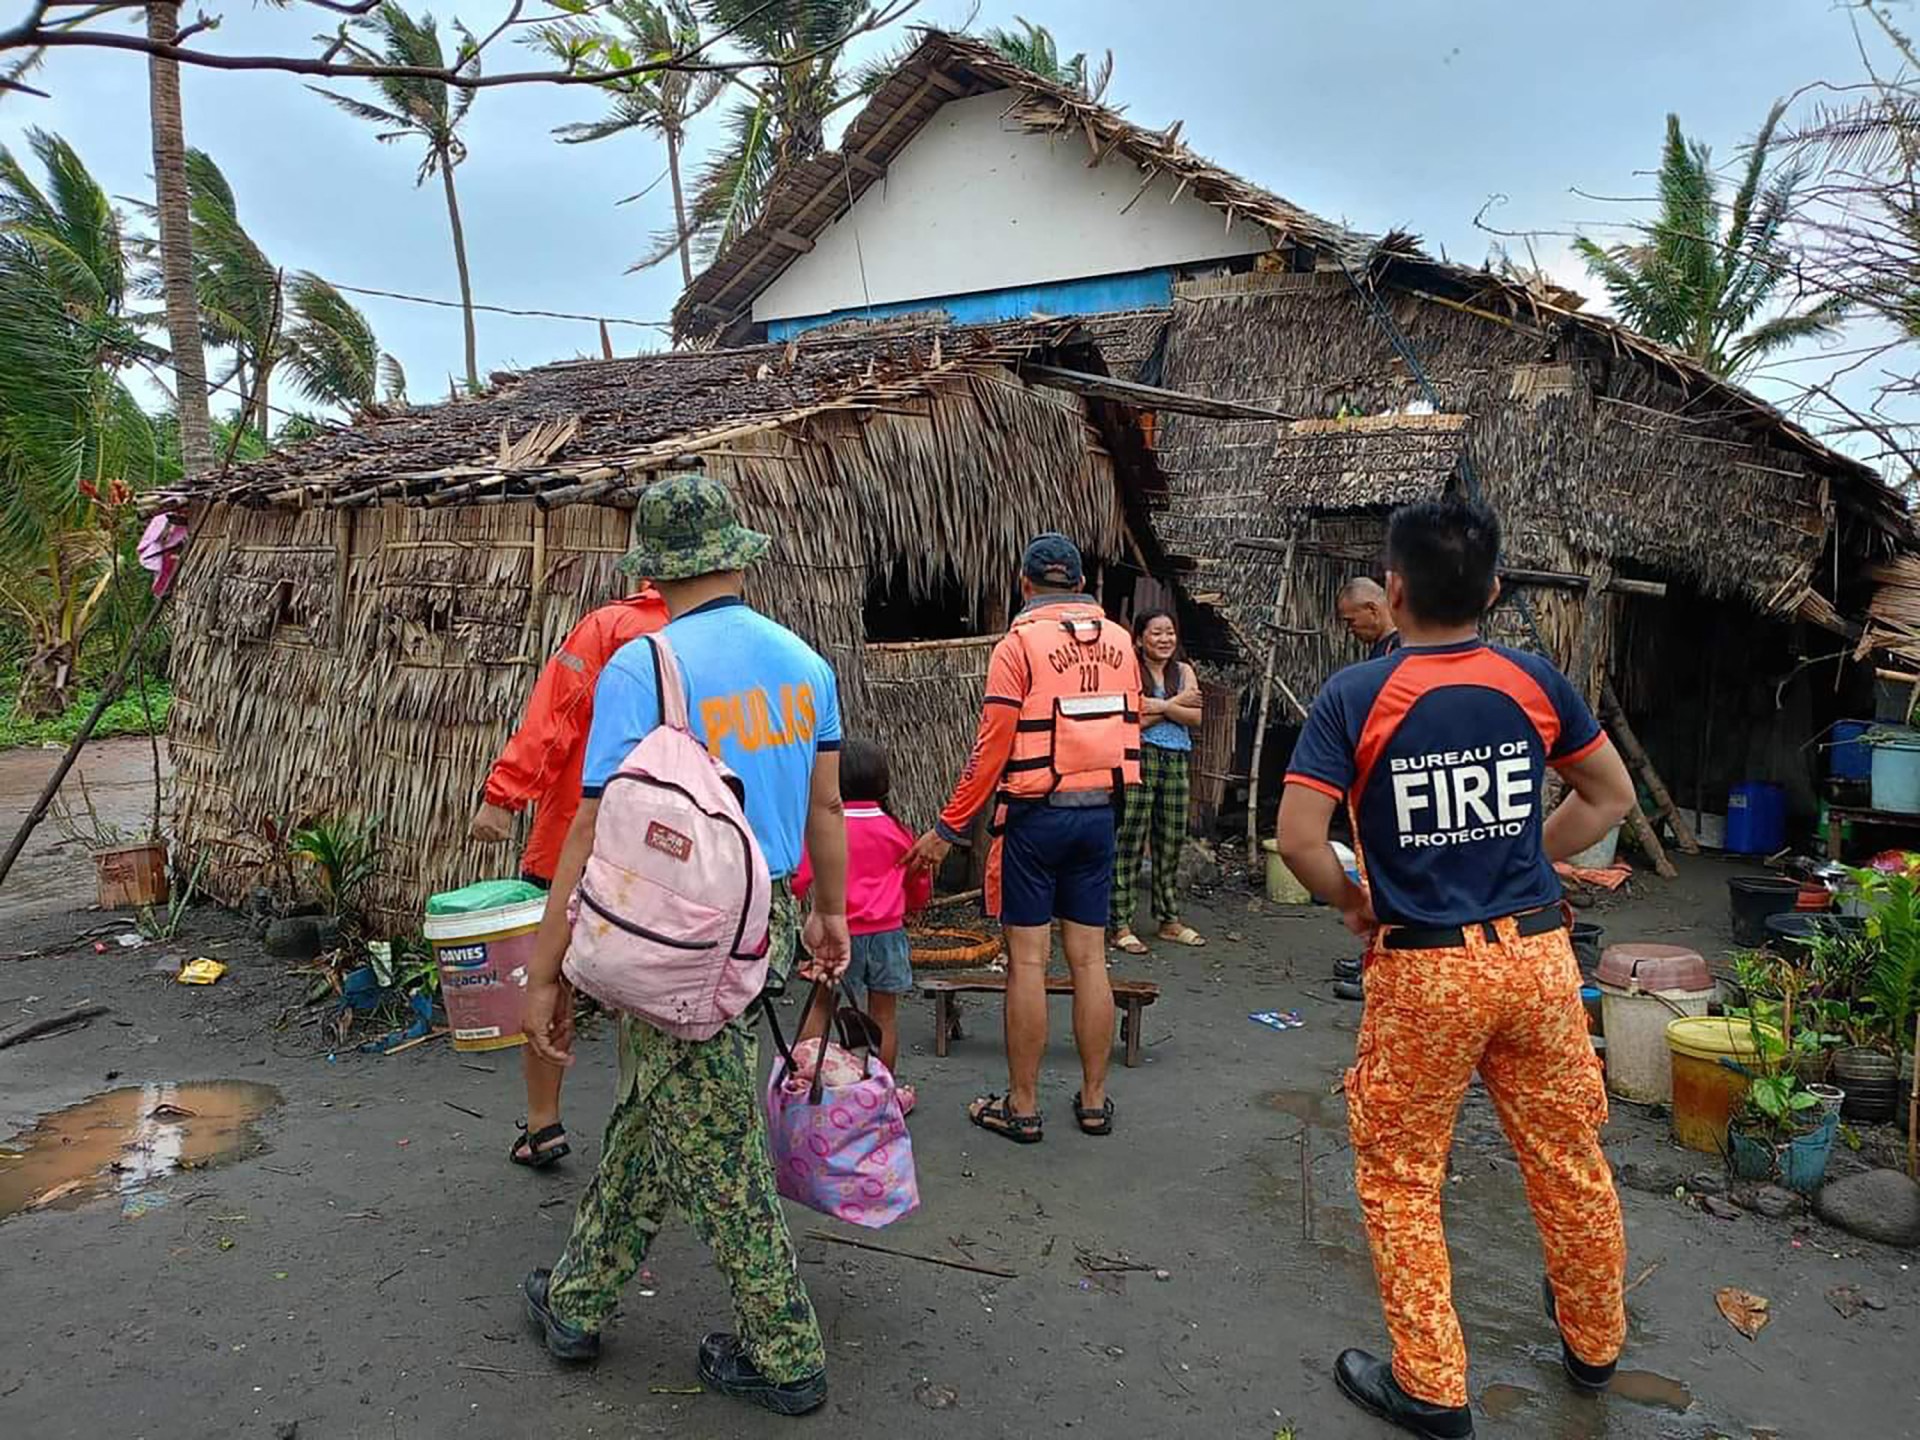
[{"xmin": 843, "ymin": 928, "xmax": 914, "ymax": 998}]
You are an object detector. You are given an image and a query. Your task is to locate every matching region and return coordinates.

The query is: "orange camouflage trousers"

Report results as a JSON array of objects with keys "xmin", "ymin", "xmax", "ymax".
[{"xmin": 1346, "ymin": 917, "xmax": 1626, "ymax": 1407}]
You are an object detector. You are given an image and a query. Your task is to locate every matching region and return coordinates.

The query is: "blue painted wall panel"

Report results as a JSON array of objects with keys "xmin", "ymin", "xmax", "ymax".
[{"xmin": 765, "ymin": 269, "xmax": 1175, "ymax": 340}]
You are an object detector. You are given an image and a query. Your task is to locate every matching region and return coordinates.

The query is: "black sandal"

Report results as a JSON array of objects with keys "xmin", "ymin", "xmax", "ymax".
[
  {"xmin": 967, "ymin": 1094, "xmax": 1043, "ymax": 1144},
  {"xmin": 511, "ymin": 1121, "xmax": 571, "ymax": 1168},
  {"xmin": 1071, "ymin": 1092, "xmax": 1114, "ymax": 1137}
]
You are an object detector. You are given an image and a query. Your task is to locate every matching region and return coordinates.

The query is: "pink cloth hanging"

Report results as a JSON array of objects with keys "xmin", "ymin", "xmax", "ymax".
[{"xmin": 137, "ymin": 513, "xmax": 189, "ymax": 597}]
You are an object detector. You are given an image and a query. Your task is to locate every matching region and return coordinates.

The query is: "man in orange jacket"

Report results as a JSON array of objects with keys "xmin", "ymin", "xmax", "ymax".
[
  {"xmin": 470, "ymin": 580, "xmax": 669, "ymax": 1168},
  {"xmin": 908, "ymin": 534, "xmax": 1140, "ymax": 1144}
]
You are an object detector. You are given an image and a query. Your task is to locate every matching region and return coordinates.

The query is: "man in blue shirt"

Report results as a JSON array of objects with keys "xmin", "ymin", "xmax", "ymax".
[
  {"xmin": 518, "ymin": 470, "xmax": 850, "ymax": 1418},
  {"xmin": 1279, "ymin": 498, "xmax": 1635, "ymax": 1440}
]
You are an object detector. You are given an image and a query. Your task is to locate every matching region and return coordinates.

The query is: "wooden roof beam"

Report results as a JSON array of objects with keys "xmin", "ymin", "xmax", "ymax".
[
  {"xmin": 1025, "ymin": 363, "xmax": 1296, "ymax": 423},
  {"xmin": 700, "ymin": 66, "xmax": 957, "ymax": 314}
]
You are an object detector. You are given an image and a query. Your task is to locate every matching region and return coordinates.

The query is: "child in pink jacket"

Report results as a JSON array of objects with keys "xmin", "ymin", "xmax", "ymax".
[{"xmin": 795, "ymin": 738, "xmax": 931, "ymax": 1112}]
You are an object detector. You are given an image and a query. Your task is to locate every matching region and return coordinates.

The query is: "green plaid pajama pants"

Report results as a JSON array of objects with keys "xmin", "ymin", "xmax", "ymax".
[{"xmin": 1111, "ymin": 744, "xmax": 1192, "ymax": 930}]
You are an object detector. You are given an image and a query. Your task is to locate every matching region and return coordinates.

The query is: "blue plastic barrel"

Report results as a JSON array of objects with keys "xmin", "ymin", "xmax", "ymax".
[
  {"xmin": 1830, "ymin": 720, "xmax": 1873, "ymax": 782},
  {"xmin": 1725, "ymin": 782, "xmax": 1786, "ymax": 855}
]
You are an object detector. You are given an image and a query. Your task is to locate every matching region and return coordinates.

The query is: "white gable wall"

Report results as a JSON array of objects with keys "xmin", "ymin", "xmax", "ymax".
[{"xmin": 752, "ymin": 90, "xmax": 1275, "ymax": 323}]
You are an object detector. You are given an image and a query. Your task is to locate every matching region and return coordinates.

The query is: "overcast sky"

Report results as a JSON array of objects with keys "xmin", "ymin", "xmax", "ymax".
[{"xmin": 2, "ymin": 0, "xmax": 1889, "ymax": 430}]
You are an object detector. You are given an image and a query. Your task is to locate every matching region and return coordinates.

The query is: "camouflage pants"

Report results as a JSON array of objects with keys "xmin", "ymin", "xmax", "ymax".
[
  {"xmin": 1345, "ymin": 918, "xmax": 1626, "ymax": 1408},
  {"xmin": 547, "ymin": 884, "xmax": 824, "ymax": 1383}
]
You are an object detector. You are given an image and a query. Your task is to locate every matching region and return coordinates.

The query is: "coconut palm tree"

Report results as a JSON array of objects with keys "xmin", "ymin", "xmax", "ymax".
[
  {"xmin": 146, "ymin": 1, "xmax": 214, "ymax": 477},
  {"xmin": 282, "ymin": 272, "xmax": 409, "ymax": 419},
  {"xmin": 982, "ymin": 17, "xmax": 1112, "ymax": 100},
  {"xmin": 534, "ymin": 0, "xmax": 724, "ymax": 289},
  {"xmin": 150, "ymin": 150, "xmax": 406, "ymax": 433},
  {"xmin": 312, "ymin": 3, "xmax": 481, "ymax": 390},
  {"xmin": 681, "ymin": 0, "xmax": 875, "ymax": 264},
  {"xmin": 0, "ymin": 130, "xmax": 164, "ymax": 716},
  {"xmin": 1576, "ymin": 103, "xmax": 1847, "ymax": 380}
]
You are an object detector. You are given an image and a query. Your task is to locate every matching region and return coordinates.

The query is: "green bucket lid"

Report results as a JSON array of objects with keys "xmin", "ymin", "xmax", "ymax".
[{"xmin": 426, "ymin": 878, "xmax": 547, "ymax": 917}]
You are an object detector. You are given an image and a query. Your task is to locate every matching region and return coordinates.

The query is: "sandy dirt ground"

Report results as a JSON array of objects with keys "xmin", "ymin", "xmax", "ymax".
[{"xmin": 1, "ymin": 743, "xmax": 1915, "ymax": 1439}]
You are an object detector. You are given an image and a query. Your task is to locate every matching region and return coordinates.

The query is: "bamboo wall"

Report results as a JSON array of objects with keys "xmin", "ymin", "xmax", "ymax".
[{"xmin": 169, "ymin": 368, "xmax": 1120, "ymax": 928}]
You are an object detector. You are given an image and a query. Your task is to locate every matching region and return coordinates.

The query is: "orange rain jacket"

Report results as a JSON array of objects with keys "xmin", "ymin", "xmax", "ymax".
[{"xmin": 481, "ymin": 588, "xmax": 669, "ymax": 881}]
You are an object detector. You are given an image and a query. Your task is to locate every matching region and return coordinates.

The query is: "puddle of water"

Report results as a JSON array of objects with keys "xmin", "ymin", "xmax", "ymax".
[
  {"xmin": 1263, "ymin": 1087, "xmax": 1342, "ymax": 1128},
  {"xmin": 1480, "ymin": 1383, "xmax": 1539, "ymax": 1421},
  {"xmin": 1610, "ymin": 1368, "xmax": 1692, "ymax": 1413},
  {"xmin": 0, "ymin": 1081, "xmax": 281, "ymax": 1220}
]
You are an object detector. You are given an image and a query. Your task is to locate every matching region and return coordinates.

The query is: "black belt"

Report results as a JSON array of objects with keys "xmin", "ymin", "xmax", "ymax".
[{"xmin": 1380, "ymin": 905, "xmax": 1567, "ymax": 952}]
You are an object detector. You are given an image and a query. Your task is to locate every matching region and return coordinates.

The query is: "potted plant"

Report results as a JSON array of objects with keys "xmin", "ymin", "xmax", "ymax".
[
  {"xmin": 1728, "ymin": 1071, "xmax": 1837, "ymax": 1194},
  {"xmin": 52, "ymin": 768, "xmax": 169, "ymax": 910},
  {"xmin": 1831, "ymin": 867, "xmax": 1920, "ymax": 1121}
]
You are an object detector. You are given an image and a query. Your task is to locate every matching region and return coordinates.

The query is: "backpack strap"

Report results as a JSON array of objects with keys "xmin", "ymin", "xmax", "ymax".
[{"xmin": 645, "ymin": 631, "xmax": 692, "ymax": 732}]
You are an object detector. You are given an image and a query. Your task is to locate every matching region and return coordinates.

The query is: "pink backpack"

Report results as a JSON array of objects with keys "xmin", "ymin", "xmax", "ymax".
[{"xmin": 563, "ymin": 633, "xmax": 772, "ymax": 1039}]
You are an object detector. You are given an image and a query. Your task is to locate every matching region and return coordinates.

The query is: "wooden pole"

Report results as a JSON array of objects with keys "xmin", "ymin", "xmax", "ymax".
[
  {"xmin": 1909, "ymin": 1011, "xmax": 1919, "ymax": 1180},
  {"xmin": 1602, "ymin": 681, "xmax": 1700, "ymax": 855},
  {"xmin": 1245, "ymin": 534, "xmax": 1300, "ymax": 867},
  {"xmin": 0, "ymin": 507, "xmax": 208, "ymax": 892}
]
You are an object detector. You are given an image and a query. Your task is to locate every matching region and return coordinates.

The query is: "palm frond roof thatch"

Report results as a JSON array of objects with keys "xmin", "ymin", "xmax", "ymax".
[
  {"xmin": 164, "ymin": 315, "xmax": 1086, "ymax": 510},
  {"xmin": 1270, "ymin": 412, "xmax": 1469, "ymax": 513}
]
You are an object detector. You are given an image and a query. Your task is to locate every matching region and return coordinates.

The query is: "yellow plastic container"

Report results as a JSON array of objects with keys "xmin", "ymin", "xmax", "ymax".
[{"xmin": 1666, "ymin": 1016, "xmax": 1780, "ymax": 1154}]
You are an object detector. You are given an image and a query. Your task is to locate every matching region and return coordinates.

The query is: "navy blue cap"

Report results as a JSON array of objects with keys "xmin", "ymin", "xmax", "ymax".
[{"xmin": 1022, "ymin": 532, "xmax": 1084, "ymax": 588}]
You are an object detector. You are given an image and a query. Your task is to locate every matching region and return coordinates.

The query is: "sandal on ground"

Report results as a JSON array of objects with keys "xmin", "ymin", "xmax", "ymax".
[
  {"xmin": 1071, "ymin": 1091, "xmax": 1115, "ymax": 1137},
  {"xmin": 1112, "ymin": 930, "xmax": 1151, "ymax": 956},
  {"xmin": 510, "ymin": 1121, "xmax": 571, "ymax": 1168},
  {"xmin": 967, "ymin": 1094, "xmax": 1043, "ymax": 1144},
  {"xmin": 1157, "ymin": 924, "xmax": 1207, "ymax": 948},
  {"xmin": 897, "ymin": 1083, "xmax": 917, "ymax": 1117}
]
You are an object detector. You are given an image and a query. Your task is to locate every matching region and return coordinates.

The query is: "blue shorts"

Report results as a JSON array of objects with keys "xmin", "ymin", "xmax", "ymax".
[
  {"xmin": 843, "ymin": 927, "xmax": 914, "ymax": 999},
  {"xmin": 1000, "ymin": 801, "xmax": 1116, "ymax": 929}
]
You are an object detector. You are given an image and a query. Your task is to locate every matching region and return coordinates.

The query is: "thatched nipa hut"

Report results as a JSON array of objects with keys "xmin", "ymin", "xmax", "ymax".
[{"xmin": 158, "ymin": 317, "xmax": 1153, "ymax": 926}]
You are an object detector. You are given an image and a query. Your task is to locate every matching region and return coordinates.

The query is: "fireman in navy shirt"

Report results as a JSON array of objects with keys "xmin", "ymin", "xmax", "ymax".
[{"xmin": 1279, "ymin": 498, "xmax": 1636, "ymax": 1440}]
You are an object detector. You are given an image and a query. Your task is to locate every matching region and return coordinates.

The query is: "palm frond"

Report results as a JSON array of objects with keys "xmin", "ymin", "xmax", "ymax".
[
  {"xmin": 281, "ymin": 272, "xmax": 382, "ymax": 415},
  {"xmin": 379, "ymin": 352, "xmax": 408, "ymax": 405},
  {"xmin": 1724, "ymin": 294, "xmax": 1850, "ymax": 375},
  {"xmin": 308, "ymin": 85, "xmax": 415, "ymax": 134}
]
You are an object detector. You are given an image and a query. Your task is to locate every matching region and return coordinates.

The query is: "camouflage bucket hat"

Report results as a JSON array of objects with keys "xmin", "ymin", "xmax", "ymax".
[{"xmin": 618, "ymin": 471, "xmax": 771, "ymax": 581}]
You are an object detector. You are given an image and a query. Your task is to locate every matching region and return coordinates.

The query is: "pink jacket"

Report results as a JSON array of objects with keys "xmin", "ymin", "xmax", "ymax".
[{"xmin": 794, "ymin": 805, "xmax": 932, "ymax": 937}]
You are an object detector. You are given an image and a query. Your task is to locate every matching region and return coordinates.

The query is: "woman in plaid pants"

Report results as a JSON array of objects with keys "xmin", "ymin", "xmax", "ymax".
[{"xmin": 1111, "ymin": 611, "xmax": 1207, "ymax": 953}]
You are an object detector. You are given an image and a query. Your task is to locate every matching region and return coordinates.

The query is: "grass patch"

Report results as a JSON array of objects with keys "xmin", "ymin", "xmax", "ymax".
[{"xmin": 0, "ymin": 681, "xmax": 171, "ymax": 749}]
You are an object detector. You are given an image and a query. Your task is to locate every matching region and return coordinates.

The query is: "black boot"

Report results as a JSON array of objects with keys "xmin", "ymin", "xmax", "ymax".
[
  {"xmin": 1543, "ymin": 1276, "xmax": 1616, "ymax": 1392},
  {"xmin": 523, "ymin": 1269, "xmax": 600, "ymax": 1362},
  {"xmin": 1334, "ymin": 1350, "xmax": 1474, "ymax": 1438},
  {"xmin": 1334, "ymin": 957, "xmax": 1363, "ymax": 979},
  {"xmin": 1334, "ymin": 978, "xmax": 1366, "ymax": 1001},
  {"xmin": 698, "ymin": 1332, "xmax": 828, "ymax": 1416}
]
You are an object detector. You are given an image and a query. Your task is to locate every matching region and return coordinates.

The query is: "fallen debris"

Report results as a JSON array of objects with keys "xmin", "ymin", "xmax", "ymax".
[
  {"xmin": 1716, "ymin": 1287, "xmax": 1770, "ymax": 1340},
  {"xmin": 175, "ymin": 957, "xmax": 226, "ymax": 986},
  {"xmin": 0, "ymin": 1003, "xmax": 110, "ymax": 1050},
  {"xmin": 804, "ymin": 1229, "xmax": 1018, "ymax": 1279}
]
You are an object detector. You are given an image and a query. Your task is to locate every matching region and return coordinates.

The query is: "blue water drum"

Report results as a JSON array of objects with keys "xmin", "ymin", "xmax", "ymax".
[
  {"xmin": 1725, "ymin": 782, "xmax": 1786, "ymax": 855},
  {"xmin": 1830, "ymin": 720, "xmax": 1873, "ymax": 782}
]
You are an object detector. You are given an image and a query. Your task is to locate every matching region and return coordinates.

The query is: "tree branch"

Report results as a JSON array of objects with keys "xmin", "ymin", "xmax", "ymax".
[{"xmin": 1, "ymin": 0, "xmax": 920, "ymax": 93}]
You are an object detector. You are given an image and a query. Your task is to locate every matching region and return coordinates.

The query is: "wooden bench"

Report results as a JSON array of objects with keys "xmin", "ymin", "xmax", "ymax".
[{"xmin": 918, "ymin": 971, "xmax": 1162, "ymax": 1067}]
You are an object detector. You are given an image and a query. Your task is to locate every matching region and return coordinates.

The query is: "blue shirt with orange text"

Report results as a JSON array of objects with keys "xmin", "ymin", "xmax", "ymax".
[
  {"xmin": 581, "ymin": 596, "xmax": 841, "ymax": 876},
  {"xmin": 1284, "ymin": 639, "xmax": 1602, "ymax": 927}
]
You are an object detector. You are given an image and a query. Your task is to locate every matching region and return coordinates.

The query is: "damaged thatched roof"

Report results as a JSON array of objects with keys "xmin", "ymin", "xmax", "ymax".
[
  {"xmin": 164, "ymin": 316, "xmax": 1086, "ymax": 511},
  {"xmin": 1270, "ymin": 413, "xmax": 1468, "ymax": 512},
  {"xmin": 1370, "ymin": 248, "xmax": 1911, "ymax": 540},
  {"xmin": 673, "ymin": 28, "xmax": 1368, "ymax": 343}
]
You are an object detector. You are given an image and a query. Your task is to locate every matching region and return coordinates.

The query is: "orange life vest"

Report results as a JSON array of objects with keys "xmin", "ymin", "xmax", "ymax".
[{"xmin": 1001, "ymin": 602, "xmax": 1142, "ymax": 799}]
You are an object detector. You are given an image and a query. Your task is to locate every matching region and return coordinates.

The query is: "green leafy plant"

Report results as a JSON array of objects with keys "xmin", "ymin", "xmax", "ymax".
[
  {"xmin": 1847, "ymin": 866, "xmax": 1920, "ymax": 1054},
  {"xmin": 289, "ymin": 814, "xmax": 383, "ymax": 920},
  {"xmin": 136, "ymin": 848, "xmax": 208, "ymax": 941}
]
